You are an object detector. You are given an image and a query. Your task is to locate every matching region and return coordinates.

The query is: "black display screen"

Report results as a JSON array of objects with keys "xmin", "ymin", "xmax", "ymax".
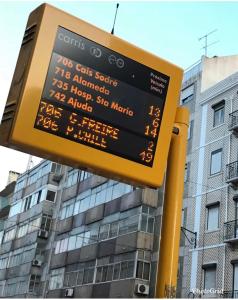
[{"xmin": 34, "ymin": 27, "xmax": 170, "ymax": 166}]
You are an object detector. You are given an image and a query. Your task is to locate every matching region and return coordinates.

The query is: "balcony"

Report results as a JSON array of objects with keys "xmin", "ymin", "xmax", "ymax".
[
  {"xmin": 224, "ymin": 220, "xmax": 238, "ymax": 243},
  {"xmin": 226, "ymin": 161, "xmax": 238, "ymax": 185},
  {"xmin": 229, "ymin": 110, "xmax": 238, "ymax": 135},
  {"xmin": 222, "ymin": 290, "xmax": 238, "ymax": 298}
]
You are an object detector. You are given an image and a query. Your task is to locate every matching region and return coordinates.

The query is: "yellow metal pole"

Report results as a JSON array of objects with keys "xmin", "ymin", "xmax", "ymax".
[{"xmin": 156, "ymin": 106, "xmax": 189, "ymax": 298}]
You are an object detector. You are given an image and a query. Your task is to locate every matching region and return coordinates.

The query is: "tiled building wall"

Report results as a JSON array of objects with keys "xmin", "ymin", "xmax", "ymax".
[{"xmin": 180, "ymin": 70, "xmax": 238, "ymax": 298}]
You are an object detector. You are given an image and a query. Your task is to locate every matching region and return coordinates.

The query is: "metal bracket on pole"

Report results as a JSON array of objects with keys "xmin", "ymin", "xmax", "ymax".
[{"xmin": 181, "ymin": 226, "xmax": 197, "ymax": 248}]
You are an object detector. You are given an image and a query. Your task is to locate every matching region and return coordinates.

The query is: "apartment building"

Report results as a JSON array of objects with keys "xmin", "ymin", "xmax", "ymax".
[
  {"xmin": 178, "ymin": 55, "xmax": 238, "ymax": 298},
  {"xmin": 0, "ymin": 175, "xmax": 17, "ymax": 247},
  {"xmin": 0, "ymin": 157, "xmax": 163, "ymax": 298},
  {"xmin": 0, "ymin": 160, "xmax": 62, "ymax": 297}
]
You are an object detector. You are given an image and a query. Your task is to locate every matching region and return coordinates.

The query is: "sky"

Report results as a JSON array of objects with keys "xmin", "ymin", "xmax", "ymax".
[{"xmin": 0, "ymin": 0, "xmax": 238, "ymax": 190}]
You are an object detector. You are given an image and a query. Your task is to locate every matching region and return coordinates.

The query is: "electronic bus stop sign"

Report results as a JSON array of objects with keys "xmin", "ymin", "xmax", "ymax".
[{"xmin": 0, "ymin": 4, "xmax": 183, "ymax": 187}]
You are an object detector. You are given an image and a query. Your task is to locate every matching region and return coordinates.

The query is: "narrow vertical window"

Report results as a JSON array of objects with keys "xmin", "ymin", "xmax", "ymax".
[
  {"xmin": 203, "ymin": 265, "xmax": 216, "ymax": 290},
  {"xmin": 207, "ymin": 203, "xmax": 219, "ymax": 231},
  {"xmin": 210, "ymin": 149, "xmax": 222, "ymax": 175},
  {"xmin": 213, "ymin": 101, "xmax": 225, "ymax": 127}
]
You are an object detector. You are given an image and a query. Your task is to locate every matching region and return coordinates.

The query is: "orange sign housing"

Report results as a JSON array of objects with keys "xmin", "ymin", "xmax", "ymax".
[{"xmin": 0, "ymin": 3, "xmax": 183, "ymax": 187}]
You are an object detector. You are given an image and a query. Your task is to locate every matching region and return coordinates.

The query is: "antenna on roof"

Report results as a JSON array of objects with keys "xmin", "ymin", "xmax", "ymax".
[
  {"xmin": 198, "ymin": 29, "xmax": 219, "ymax": 56},
  {"xmin": 111, "ymin": 3, "xmax": 119, "ymax": 35},
  {"xmin": 26, "ymin": 155, "xmax": 33, "ymax": 171}
]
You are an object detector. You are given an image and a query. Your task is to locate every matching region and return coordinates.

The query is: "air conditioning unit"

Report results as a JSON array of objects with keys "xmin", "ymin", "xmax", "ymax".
[
  {"xmin": 135, "ymin": 284, "xmax": 149, "ymax": 296},
  {"xmin": 32, "ymin": 259, "xmax": 42, "ymax": 267},
  {"xmin": 65, "ymin": 288, "xmax": 74, "ymax": 298},
  {"xmin": 38, "ymin": 229, "xmax": 49, "ymax": 239}
]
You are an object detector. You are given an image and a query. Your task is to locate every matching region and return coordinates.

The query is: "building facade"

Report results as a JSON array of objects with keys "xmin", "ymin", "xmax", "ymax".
[
  {"xmin": 0, "ymin": 176, "xmax": 17, "ymax": 249},
  {"xmin": 0, "ymin": 159, "xmax": 164, "ymax": 298},
  {"xmin": 178, "ymin": 55, "xmax": 238, "ymax": 298},
  {"xmin": 3, "ymin": 54, "xmax": 238, "ymax": 299}
]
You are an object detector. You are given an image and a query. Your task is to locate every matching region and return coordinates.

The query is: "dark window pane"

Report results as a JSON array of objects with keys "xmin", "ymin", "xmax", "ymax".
[
  {"xmin": 64, "ymin": 274, "xmax": 70, "ymax": 287},
  {"xmin": 83, "ymin": 268, "xmax": 94, "ymax": 284},
  {"xmin": 136, "ymin": 261, "xmax": 143, "ymax": 279},
  {"xmin": 46, "ymin": 191, "xmax": 56, "ymax": 202},
  {"xmin": 142, "ymin": 205, "xmax": 148, "ymax": 213},
  {"xmin": 96, "ymin": 267, "xmax": 102, "ymax": 283},
  {"xmin": 141, "ymin": 214, "xmax": 147, "ymax": 231},
  {"xmin": 99, "ymin": 224, "xmax": 109, "ymax": 240},
  {"xmin": 113, "ymin": 263, "xmax": 120, "ymax": 280},
  {"xmin": 68, "ymin": 272, "xmax": 77, "ymax": 287},
  {"xmin": 147, "ymin": 217, "xmax": 154, "ymax": 233},
  {"xmin": 87, "ymin": 268, "xmax": 94, "ymax": 283},
  {"xmin": 102, "ymin": 266, "xmax": 108, "ymax": 282},
  {"xmin": 143, "ymin": 263, "xmax": 150, "ymax": 280},
  {"xmin": 76, "ymin": 270, "xmax": 84, "ymax": 285},
  {"xmin": 107, "ymin": 265, "xmax": 113, "ymax": 281},
  {"xmin": 120, "ymin": 262, "xmax": 128, "ymax": 279},
  {"xmin": 37, "ymin": 191, "xmax": 42, "ymax": 204},
  {"xmin": 127, "ymin": 261, "xmax": 134, "ymax": 278},
  {"xmin": 109, "ymin": 222, "xmax": 118, "ymax": 238}
]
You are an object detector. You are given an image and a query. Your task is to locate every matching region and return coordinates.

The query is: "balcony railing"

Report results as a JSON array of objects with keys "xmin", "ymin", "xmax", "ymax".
[
  {"xmin": 222, "ymin": 290, "xmax": 238, "ymax": 298},
  {"xmin": 229, "ymin": 110, "xmax": 238, "ymax": 133},
  {"xmin": 226, "ymin": 161, "xmax": 238, "ymax": 184},
  {"xmin": 224, "ymin": 220, "xmax": 238, "ymax": 243}
]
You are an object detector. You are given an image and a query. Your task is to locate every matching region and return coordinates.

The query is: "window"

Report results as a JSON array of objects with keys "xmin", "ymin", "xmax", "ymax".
[
  {"xmin": 51, "ymin": 163, "xmax": 62, "ymax": 174},
  {"xmin": 213, "ymin": 101, "xmax": 225, "ymax": 127},
  {"xmin": 0, "ymin": 282, "xmax": 5, "ymax": 297},
  {"xmin": 15, "ymin": 178, "xmax": 25, "ymax": 192},
  {"xmin": 64, "ymin": 261, "xmax": 95, "ymax": 287},
  {"xmin": 136, "ymin": 250, "xmax": 151, "ymax": 280},
  {"xmin": 41, "ymin": 163, "xmax": 51, "ymax": 176},
  {"xmin": 60, "ymin": 180, "xmax": 133, "ymax": 220},
  {"xmin": 9, "ymin": 200, "xmax": 22, "ymax": 217},
  {"xmin": 29, "ymin": 217, "xmax": 41, "ymax": 233},
  {"xmin": 65, "ymin": 170, "xmax": 79, "ymax": 188},
  {"xmin": 60, "ymin": 199, "xmax": 75, "ymax": 220},
  {"xmin": 46, "ymin": 190, "xmax": 56, "ymax": 202},
  {"xmin": 207, "ymin": 203, "xmax": 219, "ymax": 231},
  {"xmin": 17, "ymin": 223, "xmax": 28, "ymax": 238},
  {"xmin": 99, "ymin": 224, "xmax": 110, "ymax": 241},
  {"xmin": 233, "ymin": 263, "xmax": 238, "ymax": 293},
  {"xmin": 203, "ymin": 265, "xmax": 216, "ymax": 290},
  {"xmin": 79, "ymin": 171, "xmax": 92, "ymax": 181},
  {"xmin": 23, "ymin": 195, "xmax": 32, "ymax": 211},
  {"xmin": 29, "ymin": 275, "xmax": 41, "ymax": 294},
  {"xmin": 235, "ymin": 200, "xmax": 238, "ymax": 222},
  {"xmin": 184, "ymin": 163, "xmax": 188, "ymax": 182},
  {"xmin": 22, "ymin": 244, "xmax": 36, "ymax": 264},
  {"xmin": 210, "ymin": 149, "xmax": 222, "ymax": 175},
  {"xmin": 3, "ymin": 227, "xmax": 16, "ymax": 243},
  {"xmin": 41, "ymin": 214, "xmax": 52, "ymax": 231},
  {"xmin": 9, "ymin": 248, "xmax": 23, "ymax": 267},
  {"xmin": 140, "ymin": 206, "xmax": 155, "ymax": 234},
  {"xmin": 83, "ymin": 262, "xmax": 95, "ymax": 284},
  {"xmin": 0, "ymin": 256, "xmax": 8, "ymax": 269},
  {"xmin": 181, "ymin": 85, "xmax": 194, "ymax": 104},
  {"xmin": 28, "ymin": 172, "xmax": 38, "ymax": 185},
  {"xmin": 18, "ymin": 281, "xmax": 28, "ymax": 295},
  {"xmin": 95, "ymin": 253, "xmax": 135, "ymax": 283},
  {"xmin": 0, "ymin": 231, "xmax": 3, "ymax": 245},
  {"xmin": 4, "ymin": 283, "xmax": 17, "ymax": 297},
  {"xmin": 49, "ymin": 268, "xmax": 65, "ymax": 290},
  {"xmin": 119, "ymin": 215, "xmax": 139, "ymax": 235},
  {"xmin": 68, "ymin": 236, "xmax": 77, "ymax": 251},
  {"xmin": 188, "ymin": 120, "xmax": 194, "ymax": 140},
  {"xmin": 17, "ymin": 217, "xmax": 40, "ymax": 239}
]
